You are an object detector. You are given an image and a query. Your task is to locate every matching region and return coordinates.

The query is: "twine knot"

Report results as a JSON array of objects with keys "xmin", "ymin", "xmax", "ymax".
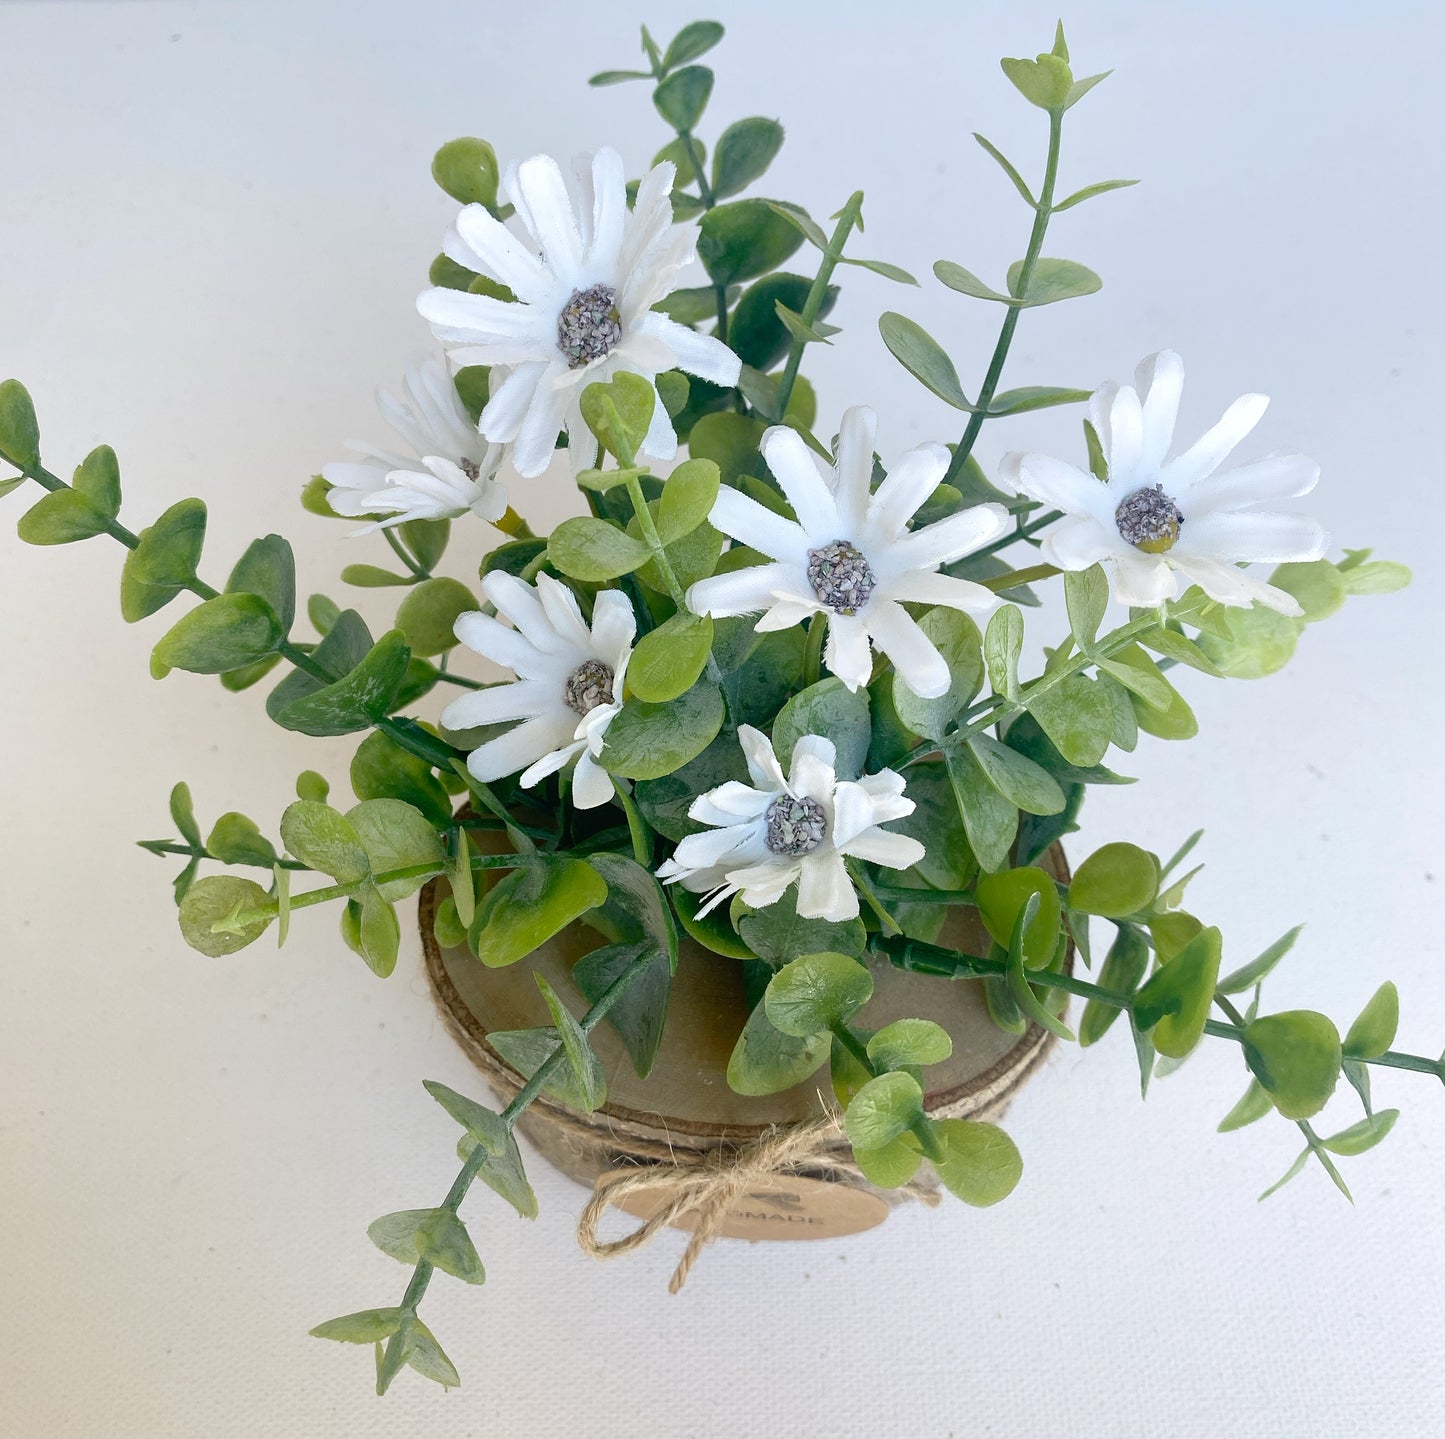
[{"xmin": 576, "ymin": 1115, "xmax": 939, "ymax": 1292}]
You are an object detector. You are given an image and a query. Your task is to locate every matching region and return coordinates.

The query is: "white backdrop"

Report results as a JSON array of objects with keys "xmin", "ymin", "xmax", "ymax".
[{"xmin": 2, "ymin": 2, "xmax": 1443, "ymax": 1435}]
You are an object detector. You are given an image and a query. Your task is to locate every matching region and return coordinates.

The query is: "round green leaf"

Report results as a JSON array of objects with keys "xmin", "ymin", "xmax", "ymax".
[
  {"xmin": 579, "ymin": 373, "xmax": 656, "ymax": 461},
  {"xmin": 772, "ymin": 677, "xmax": 871, "ymax": 780},
  {"xmin": 844, "ymin": 1071, "xmax": 923, "ymax": 1150},
  {"xmin": 1133, "ymin": 925, "xmax": 1221, "ymax": 1059},
  {"xmin": 1343, "ymin": 981, "xmax": 1399, "ymax": 1060},
  {"xmin": 1069, "ymin": 842, "xmax": 1160, "ymax": 918},
  {"xmin": 932, "ymin": 1119, "xmax": 1023, "ymax": 1206},
  {"xmin": 152, "ymin": 593, "xmax": 282, "ymax": 675},
  {"xmin": 867, "ymin": 1018, "xmax": 953, "ymax": 1071},
  {"xmin": 892, "ymin": 609, "xmax": 984, "ymax": 741},
  {"xmin": 656, "ymin": 458, "xmax": 720, "ymax": 542},
  {"xmin": 279, "ymin": 800, "xmax": 370, "ymax": 883},
  {"xmin": 727, "ymin": 1001, "xmax": 830, "ymax": 1096},
  {"xmin": 765, "ymin": 951, "xmax": 873, "ymax": 1037},
  {"xmin": 1243, "ymin": 1010, "xmax": 1342, "ymax": 1120},
  {"xmin": 697, "ymin": 199, "xmax": 805, "ymax": 287},
  {"xmin": 396, "ymin": 576, "xmax": 476, "ymax": 656},
  {"xmin": 627, "ymin": 610, "xmax": 714, "ymax": 703},
  {"xmin": 653, "ymin": 64, "xmax": 713, "ymax": 131},
  {"xmin": 431, "ymin": 137, "xmax": 499, "ymax": 208},
  {"xmin": 976, "ymin": 866, "xmax": 1061, "ymax": 968},
  {"xmin": 600, "ymin": 678, "xmax": 725, "ymax": 780},
  {"xmin": 712, "ymin": 116, "xmax": 785, "ymax": 200},
  {"xmin": 548, "ymin": 517, "xmax": 651, "ymax": 582},
  {"xmin": 178, "ymin": 875, "xmax": 273, "ymax": 957}
]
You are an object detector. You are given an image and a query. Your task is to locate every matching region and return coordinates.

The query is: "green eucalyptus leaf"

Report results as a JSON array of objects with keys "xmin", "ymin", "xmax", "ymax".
[
  {"xmin": 1079, "ymin": 924, "xmax": 1149, "ymax": 1046},
  {"xmin": 1343, "ymin": 981, "xmax": 1399, "ymax": 1060},
  {"xmin": 468, "ymin": 857, "xmax": 608, "ymax": 968},
  {"xmin": 1321, "ymin": 1108, "xmax": 1398, "ymax": 1157},
  {"xmin": 712, "ymin": 117, "xmax": 784, "ymax": 199},
  {"xmin": 169, "ymin": 781, "xmax": 202, "ymax": 847},
  {"xmin": 1052, "ymin": 178, "xmax": 1139, "ymax": 212},
  {"xmin": 1133, "ymin": 925, "xmax": 1222, "ymax": 1059},
  {"xmin": 534, "ymin": 974, "xmax": 606, "ymax": 1112},
  {"xmin": 662, "ymin": 19, "xmax": 724, "ymax": 70},
  {"xmin": 1064, "ymin": 564, "xmax": 1108, "ymax": 649},
  {"xmin": 1027, "ymin": 674, "xmax": 1113, "ymax": 765},
  {"xmin": 627, "ymin": 610, "xmax": 714, "ymax": 703},
  {"xmin": 656, "ymin": 458, "xmax": 720, "ymax": 542},
  {"xmin": 350, "ymin": 728, "xmax": 452, "ymax": 829},
  {"xmin": 1196, "ymin": 604, "xmax": 1300, "ymax": 679},
  {"xmin": 838, "ymin": 256, "xmax": 918, "ymax": 285},
  {"xmin": 1218, "ymin": 1078, "xmax": 1274, "ymax": 1133},
  {"xmin": 206, "ymin": 813, "xmax": 276, "ymax": 867},
  {"xmin": 279, "ymin": 800, "xmax": 370, "ymax": 883},
  {"xmin": 178, "ymin": 875, "xmax": 273, "ymax": 956},
  {"xmin": 396, "ymin": 576, "xmax": 476, "ymax": 656},
  {"xmin": 346, "ymin": 798, "xmax": 445, "ymax": 900},
  {"xmin": 0, "ymin": 378, "xmax": 40, "ymax": 469},
  {"xmin": 734, "ymin": 890, "xmax": 867, "ymax": 965},
  {"xmin": 579, "ymin": 373, "xmax": 656, "ymax": 461},
  {"xmin": 309, "ymin": 1308, "xmax": 403, "ymax": 1345},
  {"xmin": 944, "ymin": 744, "xmax": 1017, "ymax": 874},
  {"xmin": 986, "ymin": 385, "xmax": 1090, "ymax": 415},
  {"xmin": 727, "ymin": 999, "xmax": 830, "ymax": 1096},
  {"xmin": 976, "ymin": 866, "xmax": 1061, "ymax": 968},
  {"xmin": 423, "ymin": 1080, "xmax": 536, "ymax": 1218},
  {"xmin": 972, "ymin": 133, "xmax": 1035, "ymax": 206},
  {"xmin": 697, "ymin": 199, "xmax": 805, "ymax": 287},
  {"xmin": 1007, "ymin": 257, "xmax": 1102, "ymax": 307},
  {"xmin": 844, "ymin": 1071, "xmax": 924, "ymax": 1150},
  {"xmin": 853, "ymin": 1133, "xmax": 924, "ymax": 1189},
  {"xmin": 152, "ymin": 593, "xmax": 282, "ymax": 676},
  {"xmin": 878, "ymin": 312, "xmax": 971, "ymax": 410},
  {"xmin": 271, "ymin": 629, "xmax": 411, "ymax": 737},
  {"xmin": 984, "ymin": 604, "xmax": 1024, "ymax": 700},
  {"xmin": 227, "ymin": 534, "xmax": 296, "ymax": 634},
  {"xmin": 867, "ymin": 1018, "xmax": 952, "ymax": 1071},
  {"xmin": 600, "ymin": 677, "xmax": 725, "ymax": 780},
  {"xmin": 764, "ymin": 951, "xmax": 873, "ymax": 1037},
  {"xmin": 572, "ymin": 940, "xmax": 670, "ymax": 1079},
  {"xmin": 1217, "ymin": 924, "xmax": 1304, "ymax": 995},
  {"xmin": 1000, "ymin": 52, "xmax": 1074, "ymax": 110},
  {"xmin": 967, "ymin": 733, "xmax": 1065, "ymax": 817},
  {"xmin": 931, "ymin": 1118, "xmax": 1023, "ymax": 1206},
  {"xmin": 653, "ymin": 64, "xmax": 713, "ymax": 130},
  {"xmin": 772, "ymin": 677, "xmax": 871, "ymax": 780},
  {"xmin": 17, "ymin": 486, "xmax": 113, "ymax": 544},
  {"xmin": 1069, "ymin": 842, "xmax": 1159, "ymax": 918},
  {"xmin": 1243, "ymin": 1010, "xmax": 1342, "ymax": 1120},
  {"xmin": 933, "ymin": 260, "xmax": 1013, "ymax": 305},
  {"xmin": 432, "ymin": 137, "xmax": 499, "ymax": 208}
]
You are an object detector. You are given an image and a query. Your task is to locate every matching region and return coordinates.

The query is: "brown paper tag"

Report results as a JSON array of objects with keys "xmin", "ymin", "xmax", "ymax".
[{"xmin": 612, "ymin": 1174, "xmax": 890, "ymax": 1242}]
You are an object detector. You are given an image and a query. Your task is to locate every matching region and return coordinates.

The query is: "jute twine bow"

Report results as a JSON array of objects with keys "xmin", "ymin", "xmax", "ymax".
[{"xmin": 576, "ymin": 1114, "xmax": 941, "ymax": 1293}]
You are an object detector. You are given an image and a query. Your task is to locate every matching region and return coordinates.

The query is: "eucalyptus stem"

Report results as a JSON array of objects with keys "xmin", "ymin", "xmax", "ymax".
[
  {"xmin": 877, "ymin": 933, "xmax": 1445, "ymax": 1083},
  {"xmin": 978, "ymin": 561, "xmax": 1059, "ymax": 592},
  {"xmin": 137, "ymin": 840, "xmax": 310, "ymax": 871},
  {"xmin": 375, "ymin": 946, "xmax": 658, "ymax": 1393},
  {"xmin": 942, "ymin": 109, "xmax": 1064, "ymax": 489},
  {"xmin": 623, "ymin": 473, "xmax": 686, "ymax": 606},
  {"xmin": 0, "ymin": 447, "xmax": 465, "ymax": 774},
  {"xmin": 771, "ymin": 191, "xmax": 865, "ymax": 423},
  {"xmin": 382, "ymin": 526, "xmax": 427, "ymax": 579}
]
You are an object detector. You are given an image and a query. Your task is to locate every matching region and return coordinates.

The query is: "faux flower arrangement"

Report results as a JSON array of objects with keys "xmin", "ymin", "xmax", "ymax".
[{"xmin": 2, "ymin": 16, "xmax": 1437, "ymax": 1397}]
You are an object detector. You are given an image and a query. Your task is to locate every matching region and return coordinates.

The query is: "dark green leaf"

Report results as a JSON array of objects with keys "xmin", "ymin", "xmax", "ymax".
[
  {"xmin": 227, "ymin": 534, "xmax": 296, "ymax": 632},
  {"xmin": 653, "ymin": 64, "xmax": 713, "ymax": 131},
  {"xmin": 0, "ymin": 378, "xmax": 40, "ymax": 469},
  {"xmin": 1079, "ymin": 924, "xmax": 1149, "ymax": 1046},
  {"xmin": 968, "ymin": 733, "xmax": 1066, "ymax": 816},
  {"xmin": 351, "ymin": 728, "xmax": 453, "ymax": 829},
  {"xmin": 772, "ymin": 676, "xmax": 871, "ymax": 780},
  {"xmin": 600, "ymin": 677, "xmax": 725, "ymax": 780},
  {"xmin": 844, "ymin": 1071, "xmax": 923, "ymax": 1149},
  {"xmin": 662, "ymin": 19, "xmax": 724, "ymax": 70},
  {"xmin": 573, "ymin": 940, "xmax": 670, "ymax": 1079},
  {"xmin": 424, "ymin": 1080, "xmax": 537, "ymax": 1218},
  {"xmin": 534, "ymin": 974, "xmax": 606, "ymax": 1111},
  {"xmin": 272, "ymin": 630, "xmax": 411, "ymax": 737},
  {"xmin": 712, "ymin": 117, "xmax": 784, "ymax": 199},
  {"xmin": 735, "ymin": 889, "xmax": 866, "ymax": 964},
  {"xmin": 727, "ymin": 998, "xmax": 830, "ymax": 1095},
  {"xmin": 469, "ymin": 857, "xmax": 608, "ymax": 968},
  {"xmin": 697, "ymin": 199, "xmax": 805, "ymax": 287},
  {"xmin": 944, "ymin": 745, "xmax": 1017, "ymax": 873}
]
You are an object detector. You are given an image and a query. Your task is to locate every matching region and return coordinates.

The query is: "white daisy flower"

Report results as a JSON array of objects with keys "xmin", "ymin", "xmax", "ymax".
[
  {"xmin": 656, "ymin": 725, "xmax": 925, "ymax": 923},
  {"xmin": 322, "ymin": 353, "xmax": 507, "ymax": 534},
  {"xmin": 686, "ymin": 406, "xmax": 1011, "ymax": 699},
  {"xmin": 439, "ymin": 572, "xmax": 635, "ymax": 810},
  {"xmin": 1001, "ymin": 350, "xmax": 1327, "ymax": 615},
  {"xmin": 416, "ymin": 146, "xmax": 741, "ymax": 479}
]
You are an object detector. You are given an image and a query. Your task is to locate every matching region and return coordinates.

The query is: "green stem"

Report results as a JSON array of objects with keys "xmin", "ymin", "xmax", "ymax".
[
  {"xmin": 978, "ymin": 562, "xmax": 1059, "ymax": 592},
  {"xmin": 771, "ymin": 191, "xmax": 865, "ymax": 423},
  {"xmin": 382, "ymin": 527, "xmax": 427, "ymax": 579},
  {"xmin": 941, "ymin": 109, "xmax": 1064, "ymax": 489},
  {"xmin": 623, "ymin": 473, "xmax": 685, "ymax": 608},
  {"xmin": 830, "ymin": 1020, "xmax": 873, "ymax": 1074},
  {"xmin": 877, "ymin": 933, "xmax": 1445, "ymax": 1082},
  {"xmin": 802, "ymin": 612, "xmax": 826, "ymax": 688},
  {"xmin": 376, "ymin": 945, "xmax": 657, "ymax": 1392},
  {"xmin": 137, "ymin": 840, "xmax": 309, "ymax": 871},
  {"xmin": 613, "ymin": 778, "xmax": 653, "ymax": 867}
]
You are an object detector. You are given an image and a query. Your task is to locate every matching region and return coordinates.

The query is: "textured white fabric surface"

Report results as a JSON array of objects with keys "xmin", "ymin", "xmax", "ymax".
[{"xmin": 2, "ymin": 2, "xmax": 1442, "ymax": 1434}]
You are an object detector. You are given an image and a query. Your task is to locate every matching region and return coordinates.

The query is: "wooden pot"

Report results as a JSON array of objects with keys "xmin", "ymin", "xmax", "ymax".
[{"xmin": 419, "ymin": 843, "xmax": 1069, "ymax": 1242}]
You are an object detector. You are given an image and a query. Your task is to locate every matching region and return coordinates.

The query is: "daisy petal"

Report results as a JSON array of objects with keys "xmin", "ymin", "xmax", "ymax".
[
  {"xmin": 439, "ymin": 679, "xmax": 550, "ymax": 730},
  {"xmin": 865, "ymin": 600, "xmax": 950, "ymax": 698},
  {"xmin": 881, "ymin": 569, "xmax": 997, "ymax": 613},
  {"xmin": 570, "ymin": 750, "xmax": 616, "ymax": 809},
  {"xmin": 480, "ymin": 363, "xmax": 549, "ymax": 444},
  {"xmin": 1107, "ymin": 383, "xmax": 1145, "ymax": 480},
  {"xmin": 535, "ymin": 573, "xmax": 593, "ymax": 652},
  {"xmin": 586, "ymin": 147, "xmax": 627, "ymax": 276},
  {"xmin": 689, "ymin": 562, "xmax": 798, "ymax": 618},
  {"xmin": 1039, "ymin": 514, "xmax": 1120, "ymax": 570},
  {"xmin": 1135, "ymin": 349, "xmax": 1185, "ymax": 471},
  {"xmin": 482, "ymin": 571, "xmax": 572, "ymax": 655},
  {"xmin": 789, "ymin": 746, "xmax": 837, "ymax": 805},
  {"xmin": 761, "ymin": 426, "xmax": 840, "ymax": 538},
  {"xmin": 795, "ymin": 853, "xmax": 858, "ymax": 922},
  {"xmin": 824, "ymin": 614, "xmax": 874, "ymax": 692},
  {"xmin": 417, "ymin": 287, "xmax": 546, "ymax": 341},
  {"xmin": 830, "ymin": 780, "xmax": 876, "ymax": 849},
  {"xmin": 889, "ymin": 503, "xmax": 1010, "ymax": 569},
  {"xmin": 754, "ymin": 597, "xmax": 821, "ymax": 631},
  {"xmin": 1088, "ymin": 380, "xmax": 1119, "ymax": 461},
  {"xmin": 467, "ymin": 713, "xmax": 577, "ymax": 782},
  {"xmin": 840, "ymin": 828, "xmax": 926, "ymax": 871},
  {"xmin": 1167, "ymin": 553, "xmax": 1302, "ymax": 615},
  {"xmin": 589, "ymin": 588, "xmax": 638, "ymax": 669},
  {"xmin": 510, "ymin": 375, "xmax": 570, "ymax": 478},
  {"xmin": 520, "ymin": 738, "xmax": 586, "ymax": 788},
  {"xmin": 868, "ymin": 442, "xmax": 950, "ymax": 538},
  {"xmin": 789, "ymin": 734, "xmax": 837, "ymax": 775},
  {"xmin": 1178, "ymin": 453, "xmax": 1320, "ymax": 515},
  {"xmin": 1176, "ymin": 512, "xmax": 1327, "ymax": 565},
  {"xmin": 451, "ymin": 204, "xmax": 552, "ymax": 303},
  {"xmin": 1007, "ymin": 452, "xmax": 1112, "ymax": 520},
  {"xmin": 634, "ymin": 312, "xmax": 743, "ymax": 387},
  {"xmin": 739, "ymin": 724, "xmax": 787, "ymax": 792},
  {"xmin": 509, "ymin": 153, "xmax": 584, "ymax": 283},
  {"xmin": 707, "ymin": 486, "xmax": 810, "ymax": 563},
  {"xmin": 835, "ymin": 406, "xmax": 877, "ymax": 533},
  {"xmin": 1164, "ymin": 392, "xmax": 1270, "ymax": 487},
  {"xmin": 453, "ymin": 611, "xmax": 551, "ymax": 677},
  {"xmin": 1110, "ymin": 550, "xmax": 1179, "ymax": 606},
  {"xmin": 640, "ymin": 384, "xmax": 679, "ymax": 463}
]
